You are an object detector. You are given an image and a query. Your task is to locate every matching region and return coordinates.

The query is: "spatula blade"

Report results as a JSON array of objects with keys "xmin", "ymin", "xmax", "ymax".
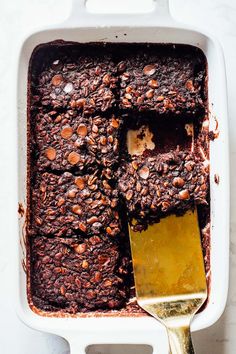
[{"xmin": 129, "ymin": 210, "xmax": 207, "ymax": 308}]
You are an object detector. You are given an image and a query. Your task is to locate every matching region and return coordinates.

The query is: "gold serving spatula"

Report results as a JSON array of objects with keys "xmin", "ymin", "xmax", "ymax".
[
  {"xmin": 129, "ymin": 209, "xmax": 207, "ymax": 354},
  {"xmin": 127, "ymin": 127, "xmax": 207, "ymax": 354}
]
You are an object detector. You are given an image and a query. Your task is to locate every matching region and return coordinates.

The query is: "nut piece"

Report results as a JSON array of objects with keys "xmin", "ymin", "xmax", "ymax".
[
  {"xmin": 102, "ymin": 180, "xmax": 111, "ymax": 189},
  {"xmin": 82, "ymin": 260, "xmax": 89, "ymax": 269},
  {"xmin": 45, "ymin": 147, "xmax": 56, "ymax": 161},
  {"xmin": 75, "ymin": 176, "xmax": 85, "ymax": 190},
  {"xmin": 148, "ymin": 79, "xmax": 158, "ymax": 88},
  {"xmin": 102, "ymin": 73, "xmax": 111, "ymax": 85},
  {"xmin": 94, "ymin": 271, "xmax": 102, "ymax": 282},
  {"xmin": 178, "ymin": 189, "xmax": 190, "ymax": 200},
  {"xmin": 51, "ymin": 74, "xmax": 63, "ymax": 86},
  {"xmin": 138, "ymin": 165, "xmax": 150, "ymax": 179},
  {"xmin": 60, "ymin": 285, "xmax": 66, "ymax": 296},
  {"xmin": 100, "ymin": 136, "xmax": 107, "ymax": 145},
  {"xmin": 74, "ymin": 243, "xmax": 87, "ymax": 254},
  {"xmin": 57, "ymin": 197, "xmax": 65, "ymax": 207},
  {"xmin": 77, "ymin": 124, "xmax": 88, "ymax": 137},
  {"xmin": 92, "ymin": 124, "xmax": 98, "ymax": 133},
  {"xmin": 185, "ymin": 161, "xmax": 194, "ymax": 171},
  {"xmin": 172, "ymin": 177, "xmax": 185, "ymax": 188},
  {"xmin": 68, "ymin": 189, "xmax": 77, "ymax": 198},
  {"xmin": 117, "ymin": 61, "xmax": 126, "ymax": 73},
  {"xmin": 143, "ymin": 64, "xmax": 156, "ymax": 76},
  {"xmin": 185, "ymin": 80, "xmax": 195, "ymax": 92},
  {"xmin": 78, "ymin": 222, "xmax": 87, "ymax": 233},
  {"xmin": 61, "ymin": 126, "xmax": 73, "ymax": 139},
  {"xmin": 87, "ymin": 216, "xmax": 98, "ymax": 224},
  {"xmin": 145, "ymin": 89, "xmax": 154, "ymax": 99},
  {"xmin": 67, "ymin": 151, "xmax": 80, "ymax": 165},
  {"xmin": 111, "ymin": 117, "xmax": 119, "ymax": 128},
  {"xmin": 54, "ymin": 115, "xmax": 62, "ymax": 123},
  {"xmin": 76, "ymin": 98, "xmax": 86, "ymax": 109},
  {"xmin": 126, "ymin": 190, "xmax": 133, "ymax": 201},
  {"xmin": 103, "ymin": 279, "xmax": 112, "ymax": 287},
  {"xmin": 132, "ymin": 161, "xmax": 138, "ymax": 170},
  {"xmin": 71, "ymin": 205, "xmax": 82, "ymax": 215},
  {"xmin": 106, "ymin": 226, "xmax": 112, "ymax": 235}
]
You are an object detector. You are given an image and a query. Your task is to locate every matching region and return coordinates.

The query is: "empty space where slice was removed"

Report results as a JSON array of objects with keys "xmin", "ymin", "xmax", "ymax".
[{"xmin": 126, "ymin": 115, "xmax": 195, "ymax": 157}]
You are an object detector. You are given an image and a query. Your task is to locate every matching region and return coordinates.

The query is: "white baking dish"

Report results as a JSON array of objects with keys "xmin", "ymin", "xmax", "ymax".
[{"xmin": 16, "ymin": 1, "xmax": 229, "ymax": 353}]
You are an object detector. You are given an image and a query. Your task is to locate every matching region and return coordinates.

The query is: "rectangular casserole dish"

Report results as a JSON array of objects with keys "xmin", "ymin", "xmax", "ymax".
[{"xmin": 16, "ymin": 1, "xmax": 229, "ymax": 353}]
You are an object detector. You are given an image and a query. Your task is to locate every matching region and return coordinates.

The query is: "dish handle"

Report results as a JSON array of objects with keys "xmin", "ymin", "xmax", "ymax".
[
  {"xmin": 65, "ymin": 0, "xmax": 173, "ymax": 26},
  {"xmin": 69, "ymin": 340, "xmax": 86, "ymax": 354},
  {"xmin": 66, "ymin": 334, "xmax": 170, "ymax": 354}
]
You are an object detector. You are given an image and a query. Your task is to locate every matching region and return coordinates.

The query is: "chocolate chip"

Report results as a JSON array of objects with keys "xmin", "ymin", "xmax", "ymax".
[
  {"xmin": 67, "ymin": 152, "xmax": 81, "ymax": 165},
  {"xmin": 61, "ymin": 126, "xmax": 73, "ymax": 139},
  {"xmin": 45, "ymin": 147, "xmax": 56, "ymax": 161},
  {"xmin": 178, "ymin": 189, "xmax": 190, "ymax": 200},
  {"xmin": 172, "ymin": 177, "xmax": 185, "ymax": 188},
  {"xmin": 77, "ymin": 124, "xmax": 88, "ymax": 137},
  {"xmin": 75, "ymin": 177, "xmax": 85, "ymax": 190},
  {"xmin": 51, "ymin": 74, "xmax": 63, "ymax": 86},
  {"xmin": 63, "ymin": 82, "xmax": 74, "ymax": 93},
  {"xmin": 148, "ymin": 79, "xmax": 158, "ymax": 88},
  {"xmin": 138, "ymin": 166, "xmax": 150, "ymax": 179},
  {"xmin": 143, "ymin": 64, "xmax": 156, "ymax": 76}
]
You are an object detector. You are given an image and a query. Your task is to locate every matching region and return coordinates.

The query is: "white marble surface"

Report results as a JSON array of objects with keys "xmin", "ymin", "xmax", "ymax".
[{"xmin": 0, "ymin": 0, "xmax": 236, "ymax": 353}]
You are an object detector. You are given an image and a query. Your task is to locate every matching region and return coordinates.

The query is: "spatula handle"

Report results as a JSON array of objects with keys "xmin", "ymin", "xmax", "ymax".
[{"xmin": 167, "ymin": 325, "xmax": 194, "ymax": 354}]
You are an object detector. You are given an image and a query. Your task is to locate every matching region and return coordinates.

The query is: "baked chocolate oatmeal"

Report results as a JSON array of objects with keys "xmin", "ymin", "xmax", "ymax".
[
  {"xmin": 30, "ymin": 235, "xmax": 131, "ymax": 313},
  {"xmin": 31, "ymin": 54, "xmax": 118, "ymax": 114},
  {"xmin": 30, "ymin": 171, "xmax": 121, "ymax": 237},
  {"xmin": 118, "ymin": 46, "xmax": 206, "ymax": 116},
  {"xmin": 118, "ymin": 151, "xmax": 209, "ymax": 231},
  {"xmin": 33, "ymin": 111, "xmax": 122, "ymax": 172},
  {"xmin": 27, "ymin": 42, "xmax": 209, "ymax": 315}
]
